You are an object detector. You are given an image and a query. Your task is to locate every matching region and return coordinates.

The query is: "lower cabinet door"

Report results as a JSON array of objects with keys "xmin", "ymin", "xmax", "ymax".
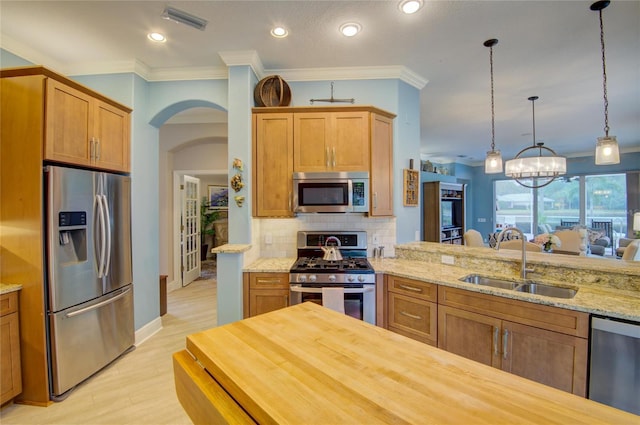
[
  {"xmin": 501, "ymin": 320, "xmax": 588, "ymax": 396},
  {"xmin": 388, "ymin": 292, "xmax": 437, "ymax": 345},
  {"xmin": 438, "ymin": 305, "xmax": 502, "ymax": 368},
  {"xmin": 249, "ymin": 289, "xmax": 289, "ymax": 317}
]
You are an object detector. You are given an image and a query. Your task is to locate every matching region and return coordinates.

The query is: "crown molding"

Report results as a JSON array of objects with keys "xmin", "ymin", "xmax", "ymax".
[
  {"xmin": 273, "ymin": 65, "xmax": 428, "ymax": 89},
  {"xmin": 218, "ymin": 50, "xmax": 265, "ymax": 79},
  {"xmin": 146, "ymin": 66, "xmax": 228, "ymax": 82}
]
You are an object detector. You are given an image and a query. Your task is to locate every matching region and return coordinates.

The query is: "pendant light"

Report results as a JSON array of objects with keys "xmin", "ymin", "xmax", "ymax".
[
  {"xmin": 504, "ymin": 96, "xmax": 566, "ymax": 189},
  {"xmin": 483, "ymin": 39, "xmax": 503, "ymax": 174},
  {"xmin": 591, "ymin": 0, "xmax": 620, "ymax": 165}
]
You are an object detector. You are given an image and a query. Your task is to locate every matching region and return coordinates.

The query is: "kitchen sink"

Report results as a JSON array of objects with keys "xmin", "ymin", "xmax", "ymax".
[
  {"xmin": 459, "ymin": 274, "xmax": 520, "ymax": 290},
  {"xmin": 514, "ymin": 283, "xmax": 577, "ymax": 299},
  {"xmin": 460, "ymin": 274, "xmax": 578, "ymax": 299}
]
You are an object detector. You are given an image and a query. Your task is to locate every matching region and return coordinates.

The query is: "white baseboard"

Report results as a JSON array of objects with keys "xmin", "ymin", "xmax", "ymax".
[{"xmin": 134, "ymin": 316, "xmax": 162, "ymax": 346}]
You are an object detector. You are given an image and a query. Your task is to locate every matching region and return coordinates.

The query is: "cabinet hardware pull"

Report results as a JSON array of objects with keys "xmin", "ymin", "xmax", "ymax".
[
  {"xmin": 288, "ymin": 191, "xmax": 292, "ymax": 211},
  {"xmin": 90, "ymin": 137, "xmax": 95, "ymax": 160},
  {"xmin": 332, "ymin": 147, "xmax": 336, "ymax": 168},
  {"xmin": 398, "ymin": 284, "xmax": 422, "ymax": 293},
  {"xmin": 503, "ymin": 329, "xmax": 509, "ymax": 360},
  {"xmin": 374, "ymin": 192, "xmax": 378, "ymax": 209},
  {"xmin": 96, "ymin": 138, "xmax": 101, "ymax": 160},
  {"xmin": 325, "ymin": 147, "xmax": 329, "ymax": 167},
  {"xmin": 400, "ymin": 311, "xmax": 422, "ymax": 320},
  {"xmin": 493, "ymin": 326, "xmax": 499, "ymax": 356}
]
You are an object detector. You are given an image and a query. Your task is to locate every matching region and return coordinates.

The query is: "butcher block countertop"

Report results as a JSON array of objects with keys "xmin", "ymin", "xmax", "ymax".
[{"xmin": 174, "ymin": 302, "xmax": 637, "ymax": 425}]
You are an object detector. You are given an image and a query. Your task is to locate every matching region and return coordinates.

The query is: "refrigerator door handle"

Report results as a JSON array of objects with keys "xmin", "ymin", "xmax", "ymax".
[
  {"xmin": 101, "ymin": 194, "xmax": 112, "ymax": 277},
  {"xmin": 95, "ymin": 193, "xmax": 106, "ymax": 278},
  {"xmin": 65, "ymin": 287, "xmax": 131, "ymax": 318}
]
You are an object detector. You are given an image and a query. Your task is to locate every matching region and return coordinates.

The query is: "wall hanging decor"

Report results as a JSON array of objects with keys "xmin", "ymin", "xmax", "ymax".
[{"xmin": 310, "ymin": 82, "xmax": 354, "ymax": 104}]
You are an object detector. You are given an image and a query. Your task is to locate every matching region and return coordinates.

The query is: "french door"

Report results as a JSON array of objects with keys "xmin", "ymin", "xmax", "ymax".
[{"xmin": 181, "ymin": 176, "xmax": 200, "ymax": 286}]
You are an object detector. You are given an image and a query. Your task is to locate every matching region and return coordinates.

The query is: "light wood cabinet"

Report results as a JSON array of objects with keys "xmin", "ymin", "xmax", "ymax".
[
  {"xmin": 243, "ymin": 273, "xmax": 290, "ymax": 318},
  {"xmin": 45, "ymin": 78, "xmax": 130, "ymax": 172},
  {"xmin": 1, "ymin": 291, "xmax": 22, "ymax": 405},
  {"xmin": 252, "ymin": 106, "xmax": 395, "ymax": 217},
  {"xmin": 423, "ymin": 182, "xmax": 466, "ymax": 244},
  {"xmin": 252, "ymin": 113, "xmax": 294, "ymax": 217},
  {"xmin": 386, "ymin": 276, "xmax": 437, "ymax": 345},
  {"xmin": 293, "ymin": 111, "xmax": 369, "ymax": 172},
  {"xmin": 370, "ymin": 113, "xmax": 394, "ymax": 216},
  {"xmin": 438, "ymin": 286, "xmax": 589, "ymax": 396},
  {"xmin": 1, "ymin": 66, "xmax": 131, "ymax": 405}
]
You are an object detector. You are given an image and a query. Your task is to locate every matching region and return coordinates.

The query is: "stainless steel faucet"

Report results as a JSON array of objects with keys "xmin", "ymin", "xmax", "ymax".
[{"xmin": 495, "ymin": 227, "xmax": 534, "ymax": 279}]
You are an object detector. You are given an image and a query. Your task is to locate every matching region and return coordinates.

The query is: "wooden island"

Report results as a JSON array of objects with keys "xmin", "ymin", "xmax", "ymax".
[{"xmin": 173, "ymin": 302, "xmax": 637, "ymax": 425}]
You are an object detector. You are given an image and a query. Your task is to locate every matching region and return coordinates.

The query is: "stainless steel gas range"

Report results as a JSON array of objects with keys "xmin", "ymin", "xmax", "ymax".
[{"xmin": 289, "ymin": 231, "xmax": 375, "ymax": 324}]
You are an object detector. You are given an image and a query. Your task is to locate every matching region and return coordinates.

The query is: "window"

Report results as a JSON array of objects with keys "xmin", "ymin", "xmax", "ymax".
[{"xmin": 495, "ymin": 174, "xmax": 628, "ymax": 254}]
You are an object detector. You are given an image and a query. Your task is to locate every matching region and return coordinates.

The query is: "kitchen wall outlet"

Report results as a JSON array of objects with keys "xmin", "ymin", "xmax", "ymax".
[
  {"xmin": 265, "ymin": 233, "xmax": 273, "ymax": 245},
  {"xmin": 441, "ymin": 255, "xmax": 455, "ymax": 265},
  {"xmin": 478, "ymin": 218, "xmax": 487, "ymax": 223},
  {"xmin": 372, "ymin": 234, "xmax": 379, "ymax": 245}
]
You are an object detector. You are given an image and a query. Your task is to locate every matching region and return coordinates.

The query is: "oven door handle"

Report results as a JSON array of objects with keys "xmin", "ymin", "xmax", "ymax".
[{"xmin": 290, "ymin": 285, "xmax": 374, "ymax": 294}]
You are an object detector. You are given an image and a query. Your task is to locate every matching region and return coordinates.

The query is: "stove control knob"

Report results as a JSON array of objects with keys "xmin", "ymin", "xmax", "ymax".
[
  {"xmin": 357, "ymin": 275, "xmax": 366, "ymax": 282},
  {"xmin": 347, "ymin": 275, "xmax": 355, "ymax": 282},
  {"xmin": 308, "ymin": 275, "xmax": 317, "ymax": 282},
  {"xmin": 297, "ymin": 275, "xmax": 306, "ymax": 282},
  {"xmin": 328, "ymin": 275, "xmax": 336, "ymax": 282}
]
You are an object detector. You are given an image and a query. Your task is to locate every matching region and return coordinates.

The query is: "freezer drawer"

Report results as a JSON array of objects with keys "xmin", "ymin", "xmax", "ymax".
[{"xmin": 48, "ymin": 285, "xmax": 134, "ymax": 396}]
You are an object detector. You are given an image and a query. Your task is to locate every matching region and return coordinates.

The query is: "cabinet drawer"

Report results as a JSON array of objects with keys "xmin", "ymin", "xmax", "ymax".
[
  {"xmin": 387, "ymin": 276, "xmax": 437, "ymax": 302},
  {"xmin": 249, "ymin": 273, "xmax": 289, "ymax": 289},
  {"xmin": 0, "ymin": 292, "xmax": 18, "ymax": 316},
  {"xmin": 438, "ymin": 286, "xmax": 589, "ymax": 338},
  {"xmin": 388, "ymin": 292, "xmax": 437, "ymax": 345}
]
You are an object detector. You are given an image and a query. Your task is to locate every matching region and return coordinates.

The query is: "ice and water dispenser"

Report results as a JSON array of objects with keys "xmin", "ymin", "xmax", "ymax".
[{"xmin": 57, "ymin": 211, "xmax": 87, "ymax": 264}]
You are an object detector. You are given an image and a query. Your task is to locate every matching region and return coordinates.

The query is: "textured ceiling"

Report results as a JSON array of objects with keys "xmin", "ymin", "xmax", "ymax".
[{"xmin": 1, "ymin": 1, "xmax": 639, "ymax": 165}]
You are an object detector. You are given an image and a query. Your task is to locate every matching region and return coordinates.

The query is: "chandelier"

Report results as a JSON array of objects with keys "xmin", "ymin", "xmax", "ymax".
[
  {"xmin": 591, "ymin": 0, "xmax": 620, "ymax": 165},
  {"xmin": 504, "ymin": 96, "xmax": 566, "ymax": 189},
  {"xmin": 483, "ymin": 39, "xmax": 503, "ymax": 174}
]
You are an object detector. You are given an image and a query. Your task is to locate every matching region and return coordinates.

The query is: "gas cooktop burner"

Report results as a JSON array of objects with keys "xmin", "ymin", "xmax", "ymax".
[{"xmin": 291, "ymin": 256, "xmax": 373, "ymax": 273}]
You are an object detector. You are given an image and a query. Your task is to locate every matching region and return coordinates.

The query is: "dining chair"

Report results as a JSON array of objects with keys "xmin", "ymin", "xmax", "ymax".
[{"xmin": 463, "ymin": 229, "xmax": 485, "ymax": 247}]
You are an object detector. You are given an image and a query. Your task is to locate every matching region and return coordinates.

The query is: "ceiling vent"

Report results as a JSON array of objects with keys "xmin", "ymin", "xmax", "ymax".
[{"xmin": 162, "ymin": 6, "xmax": 208, "ymax": 31}]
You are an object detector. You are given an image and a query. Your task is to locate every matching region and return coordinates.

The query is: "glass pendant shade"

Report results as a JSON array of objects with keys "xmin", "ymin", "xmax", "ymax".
[
  {"xmin": 484, "ymin": 150, "xmax": 503, "ymax": 174},
  {"xmin": 595, "ymin": 135, "xmax": 620, "ymax": 165}
]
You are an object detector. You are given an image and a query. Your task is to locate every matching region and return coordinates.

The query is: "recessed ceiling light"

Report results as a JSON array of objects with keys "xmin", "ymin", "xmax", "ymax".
[
  {"xmin": 147, "ymin": 32, "xmax": 166, "ymax": 42},
  {"xmin": 339, "ymin": 22, "xmax": 361, "ymax": 37},
  {"xmin": 271, "ymin": 26, "xmax": 288, "ymax": 38},
  {"xmin": 399, "ymin": 0, "xmax": 424, "ymax": 14}
]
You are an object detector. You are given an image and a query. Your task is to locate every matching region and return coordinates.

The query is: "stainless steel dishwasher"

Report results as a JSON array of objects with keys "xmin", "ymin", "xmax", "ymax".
[{"xmin": 589, "ymin": 316, "xmax": 640, "ymax": 415}]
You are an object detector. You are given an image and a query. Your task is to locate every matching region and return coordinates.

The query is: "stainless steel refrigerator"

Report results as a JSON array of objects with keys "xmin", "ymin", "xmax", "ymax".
[{"xmin": 45, "ymin": 165, "xmax": 134, "ymax": 398}]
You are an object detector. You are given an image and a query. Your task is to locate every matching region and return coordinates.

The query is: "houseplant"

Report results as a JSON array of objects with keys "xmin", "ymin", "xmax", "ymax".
[{"xmin": 201, "ymin": 197, "xmax": 220, "ymax": 261}]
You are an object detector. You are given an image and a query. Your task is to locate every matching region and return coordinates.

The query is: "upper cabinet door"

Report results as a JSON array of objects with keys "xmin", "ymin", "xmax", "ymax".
[
  {"xmin": 253, "ymin": 113, "xmax": 294, "ymax": 217},
  {"xmin": 332, "ymin": 112, "xmax": 369, "ymax": 171},
  {"xmin": 370, "ymin": 113, "xmax": 394, "ymax": 216},
  {"xmin": 293, "ymin": 113, "xmax": 331, "ymax": 172},
  {"xmin": 45, "ymin": 79, "xmax": 92, "ymax": 168},
  {"xmin": 93, "ymin": 100, "xmax": 130, "ymax": 173}
]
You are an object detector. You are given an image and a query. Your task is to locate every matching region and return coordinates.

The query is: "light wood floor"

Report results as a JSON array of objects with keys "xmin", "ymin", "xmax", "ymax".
[{"xmin": 0, "ymin": 278, "xmax": 217, "ymax": 425}]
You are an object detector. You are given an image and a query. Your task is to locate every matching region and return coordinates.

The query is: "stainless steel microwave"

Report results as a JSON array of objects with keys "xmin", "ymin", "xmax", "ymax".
[{"xmin": 292, "ymin": 172, "xmax": 369, "ymax": 213}]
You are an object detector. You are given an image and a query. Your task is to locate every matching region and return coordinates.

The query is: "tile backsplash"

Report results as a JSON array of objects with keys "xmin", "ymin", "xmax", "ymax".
[{"xmin": 256, "ymin": 214, "xmax": 396, "ymax": 258}]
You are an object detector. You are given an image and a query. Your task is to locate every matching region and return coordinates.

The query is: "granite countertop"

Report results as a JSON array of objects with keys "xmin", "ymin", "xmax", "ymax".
[
  {"xmin": 211, "ymin": 244, "xmax": 252, "ymax": 254},
  {"xmin": 0, "ymin": 283, "xmax": 23, "ymax": 295},
  {"xmin": 373, "ymin": 258, "xmax": 640, "ymax": 322},
  {"xmin": 244, "ymin": 256, "xmax": 640, "ymax": 322}
]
